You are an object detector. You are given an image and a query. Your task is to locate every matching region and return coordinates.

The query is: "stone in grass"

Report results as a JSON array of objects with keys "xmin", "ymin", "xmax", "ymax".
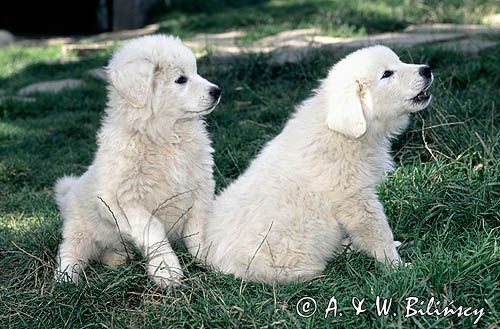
[
  {"xmin": 17, "ymin": 79, "xmax": 85, "ymax": 96},
  {"xmin": 0, "ymin": 95, "xmax": 36, "ymax": 103},
  {"xmin": 87, "ymin": 68, "xmax": 107, "ymax": 81},
  {"xmin": 0, "ymin": 30, "xmax": 14, "ymax": 48},
  {"xmin": 0, "ymin": 89, "xmax": 36, "ymax": 103},
  {"xmin": 438, "ymin": 38, "xmax": 498, "ymax": 54}
]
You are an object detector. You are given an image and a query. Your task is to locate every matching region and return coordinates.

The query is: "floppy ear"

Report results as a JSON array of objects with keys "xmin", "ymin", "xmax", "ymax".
[
  {"xmin": 326, "ymin": 79, "xmax": 368, "ymax": 139},
  {"xmin": 108, "ymin": 59, "xmax": 155, "ymax": 108}
]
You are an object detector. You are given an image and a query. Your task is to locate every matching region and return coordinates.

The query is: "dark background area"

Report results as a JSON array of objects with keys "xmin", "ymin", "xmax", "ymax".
[
  {"xmin": 0, "ymin": 0, "xmax": 268, "ymax": 35},
  {"xmin": 0, "ymin": 0, "xmax": 109, "ymax": 34}
]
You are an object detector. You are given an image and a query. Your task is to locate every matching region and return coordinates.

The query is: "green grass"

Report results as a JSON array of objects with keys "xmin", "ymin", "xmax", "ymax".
[
  {"xmin": 1, "ymin": 14, "xmax": 499, "ymax": 328},
  {"xmin": 153, "ymin": 0, "xmax": 499, "ymax": 43}
]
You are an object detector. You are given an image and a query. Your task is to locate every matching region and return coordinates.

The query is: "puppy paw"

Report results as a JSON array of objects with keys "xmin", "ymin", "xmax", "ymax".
[
  {"xmin": 393, "ymin": 240, "xmax": 402, "ymax": 248},
  {"xmin": 148, "ymin": 264, "xmax": 183, "ymax": 289},
  {"xmin": 54, "ymin": 265, "xmax": 80, "ymax": 284}
]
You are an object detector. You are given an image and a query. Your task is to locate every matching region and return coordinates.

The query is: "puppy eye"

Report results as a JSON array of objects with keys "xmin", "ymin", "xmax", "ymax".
[
  {"xmin": 175, "ymin": 76, "xmax": 188, "ymax": 84},
  {"xmin": 381, "ymin": 70, "xmax": 394, "ymax": 79}
]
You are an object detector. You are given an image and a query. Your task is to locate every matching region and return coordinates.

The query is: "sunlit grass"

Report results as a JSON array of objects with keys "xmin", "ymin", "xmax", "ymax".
[{"xmin": 0, "ymin": 46, "xmax": 63, "ymax": 79}]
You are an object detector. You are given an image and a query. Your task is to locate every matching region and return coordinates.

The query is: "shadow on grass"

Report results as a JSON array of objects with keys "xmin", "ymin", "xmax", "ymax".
[
  {"xmin": 0, "ymin": 52, "xmax": 111, "ymax": 199},
  {"xmin": 155, "ymin": 0, "xmax": 407, "ymax": 42},
  {"xmin": 153, "ymin": 0, "xmax": 497, "ymax": 43}
]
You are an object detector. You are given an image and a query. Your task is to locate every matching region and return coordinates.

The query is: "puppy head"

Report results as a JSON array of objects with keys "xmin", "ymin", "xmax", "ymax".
[
  {"xmin": 106, "ymin": 35, "xmax": 221, "ymax": 119},
  {"xmin": 324, "ymin": 45, "xmax": 433, "ymax": 139}
]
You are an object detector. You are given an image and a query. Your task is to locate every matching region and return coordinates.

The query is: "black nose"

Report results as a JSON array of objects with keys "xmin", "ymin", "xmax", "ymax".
[
  {"xmin": 419, "ymin": 65, "xmax": 432, "ymax": 79},
  {"xmin": 209, "ymin": 87, "xmax": 221, "ymax": 99}
]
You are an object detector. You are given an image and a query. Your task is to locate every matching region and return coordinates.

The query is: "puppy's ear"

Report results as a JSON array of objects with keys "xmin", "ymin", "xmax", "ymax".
[
  {"xmin": 326, "ymin": 79, "xmax": 368, "ymax": 139},
  {"xmin": 108, "ymin": 59, "xmax": 155, "ymax": 108}
]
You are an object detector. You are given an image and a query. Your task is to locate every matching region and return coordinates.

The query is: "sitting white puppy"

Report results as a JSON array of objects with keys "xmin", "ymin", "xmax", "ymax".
[
  {"xmin": 203, "ymin": 45, "xmax": 432, "ymax": 283},
  {"xmin": 54, "ymin": 35, "xmax": 221, "ymax": 288}
]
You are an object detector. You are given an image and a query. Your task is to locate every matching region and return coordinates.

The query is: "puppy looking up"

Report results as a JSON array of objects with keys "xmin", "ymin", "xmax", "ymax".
[
  {"xmin": 54, "ymin": 35, "xmax": 221, "ymax": 288},
  {"xmin": 204, "ymin": 46, "xmax": 432, "ymax": 283}
]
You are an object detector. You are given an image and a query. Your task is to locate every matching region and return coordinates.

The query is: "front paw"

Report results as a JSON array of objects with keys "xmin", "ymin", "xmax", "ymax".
[
  {"xmin": 54, "ymin": 264, "xmax": 80, "ymax": 284},
  {"xmin": 381, "ymin": 251, "xmax": 412, "ymax": 269},
  {"xmin": 147, "ymin": 263, "xmax": 183, "ymax": 289},
  {"xmin": 374, "ymin": 245, "xmax": 401, "ymax": 266}
]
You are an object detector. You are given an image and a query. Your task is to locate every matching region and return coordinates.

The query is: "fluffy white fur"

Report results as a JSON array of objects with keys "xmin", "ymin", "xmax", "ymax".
[
  {"xmin": 54, "ymin": 35, "xmax": 220, "ymax": 288},
  {"xmin": 203, "ymin": 45, "xmax": 433, "ymax": 283}
]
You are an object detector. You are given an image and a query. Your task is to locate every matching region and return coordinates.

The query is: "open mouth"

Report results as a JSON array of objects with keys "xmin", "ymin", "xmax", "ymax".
[{"xmin": 411, "ymin": 82, "xmax": 432, "ymax": 103}]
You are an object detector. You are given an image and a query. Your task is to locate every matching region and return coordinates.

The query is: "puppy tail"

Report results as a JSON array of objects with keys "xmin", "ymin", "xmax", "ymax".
[{"xmin": 54, "ymin": 175, "xmax": 78, "ymax": 208}]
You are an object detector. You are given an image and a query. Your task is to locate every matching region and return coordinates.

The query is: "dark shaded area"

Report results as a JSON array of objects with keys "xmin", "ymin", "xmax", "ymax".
[
  {"xmin": 0, "ymin": 0, "xmax": 109, "ymax": 34},
  {"xmin": 0, "ymin": 0, "xmax": 268, "ymax": 35},
  {"xmin": 166, "ymin": 0, "xmax": 268, "ymax": 13},
  {"xmin": 0, "ymin": 0, "xmax": 158, "ymax": 34}
]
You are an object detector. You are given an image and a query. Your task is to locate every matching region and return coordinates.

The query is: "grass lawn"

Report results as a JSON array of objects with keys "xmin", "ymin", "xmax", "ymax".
[
  {"xmin": 1, "ymin": 42, "xmax": 498, "ymax": 328},
  {"xmin": 1, "ymin": 1, "xmax": 499, "ymax": 326},
  {"xmin": 153, "ymin": 0, "xmax": 499, "ymax": 43}
]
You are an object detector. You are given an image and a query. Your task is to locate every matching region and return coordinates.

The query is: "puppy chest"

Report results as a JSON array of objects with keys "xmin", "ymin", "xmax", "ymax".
[
  {"xmin": 121, "ymin": 146, "xmax": 206, "ymax": 199},
  {"xmin": 127, "ymin": 155, "xmax": 197, "ymax": 194}
]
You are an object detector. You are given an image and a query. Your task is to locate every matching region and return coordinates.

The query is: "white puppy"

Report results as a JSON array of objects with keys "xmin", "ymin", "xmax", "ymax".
[
  {"xmin": 54, "ymin": 35, "xmax": 221, "ymax": 288},
  {"xmin": 203, "ymin": 45, "xmax": 432, "ymax": 283}
]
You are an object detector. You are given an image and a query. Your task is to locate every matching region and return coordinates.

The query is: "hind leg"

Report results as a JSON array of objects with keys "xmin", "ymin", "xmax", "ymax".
[
  {"xmin": 55, "ymin": 230, "xmax": 101, "ymax": 284},
  {"xmin": 54, "ymin": 205, "xmax": 105, "ymax": 283}
]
